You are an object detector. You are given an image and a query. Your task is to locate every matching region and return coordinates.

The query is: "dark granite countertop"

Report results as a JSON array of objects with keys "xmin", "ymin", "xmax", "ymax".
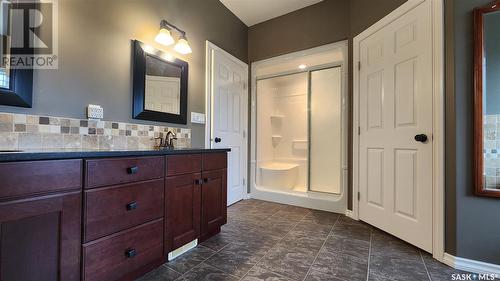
[{"xmin": 0, "ymin": 148, "xmax": 230, "ymax": 162}]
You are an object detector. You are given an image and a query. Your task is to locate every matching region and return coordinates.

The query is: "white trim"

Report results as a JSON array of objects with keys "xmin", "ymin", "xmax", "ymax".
[
  {"xmin": 345, "ymin": 209, "xmax": 356, "ymax": 220},
  {"xmin": 431, "ymin": 0, "xmax": 445, "ymax": 263},
  {"xmin": 168, "ymin": 239, "xmax": 198, "ymax": 261},
  {"xmin": 443, "ymin": 253, "xmax": 500, "ymax": 275},
  {"xmin": 352, "ymin": 0, "xmax": 444, "ymax": 260},
  {"xmin": 204, "ymin": 41, "xmax": 249, "ymax": 148},
  {"xmin": 251, "ymin": 42, "xmax": 348, "ymax": 78}
]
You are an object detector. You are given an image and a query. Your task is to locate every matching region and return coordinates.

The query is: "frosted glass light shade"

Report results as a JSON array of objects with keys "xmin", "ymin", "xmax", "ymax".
[
  {"xmin": 174, "ymin": 38, "xmax": 192, "ymax": 55},
  {"xmin": 155, "ymin": 28, "xmax": 175, "ymax": 46}
]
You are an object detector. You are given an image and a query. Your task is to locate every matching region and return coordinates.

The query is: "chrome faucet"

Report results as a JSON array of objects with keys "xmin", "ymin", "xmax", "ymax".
[
  {"xmin": 155, "ymin": 131, "xmax": 177, "ymax": 149},
  {"xmin": 165, "ymin": 131, "xmax": 177, "ymax": 149}
]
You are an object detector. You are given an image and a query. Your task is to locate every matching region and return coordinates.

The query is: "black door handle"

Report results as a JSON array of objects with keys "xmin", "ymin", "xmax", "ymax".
[
  {"xmin": 414, "ymin": 134, "xmax": 428, "ymax": 143},
  {"xmin": 214, "ymin": 137, "xmax": 222, "ymax": 143}
]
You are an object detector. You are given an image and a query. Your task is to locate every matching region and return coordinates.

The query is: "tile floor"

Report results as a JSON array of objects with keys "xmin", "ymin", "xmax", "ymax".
[{"xmin": 137, "ymin": 199, "xmax": 466, "ymax": 281}]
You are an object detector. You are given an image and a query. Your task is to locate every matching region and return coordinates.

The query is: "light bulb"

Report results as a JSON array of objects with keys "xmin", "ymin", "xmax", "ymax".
[
  {"xmin": 174, "ymin": 37, "xmax": 192, "ymax": 55},
  {"xmin": 155, "ymin": 28, "xmax": 175, "ymax": 46}
]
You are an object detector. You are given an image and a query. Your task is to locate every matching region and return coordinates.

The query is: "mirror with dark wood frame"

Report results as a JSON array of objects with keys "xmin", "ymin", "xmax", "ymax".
[
  {"xmin": 474, "ymin": 1, "xmax": 500, "ymax": 197},
  {"xmin": 132, "ymin": 40, "xmax": 188, "ymax": 124}
]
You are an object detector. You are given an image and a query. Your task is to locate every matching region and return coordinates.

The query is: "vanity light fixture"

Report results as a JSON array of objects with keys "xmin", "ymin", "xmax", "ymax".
[
  {"xmin": 298, "ymin": 64, "xmax": 307, "ymax": 69},
  {"xmin": 155, "ymin": 20, "xmax": 192, "ymax": 55},
  {"xmin": 155, "ymin": 28, "xmax": 175, "ymax": 46},
  {"xmin": 174, "ymin": 34, "xmax": 193, "ymax": 55}
]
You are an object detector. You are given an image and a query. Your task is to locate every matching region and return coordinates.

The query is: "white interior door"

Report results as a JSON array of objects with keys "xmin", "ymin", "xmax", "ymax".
[
  {"xmin": 358, "ymin": 0, "xmax": 433, "ymax": 252},
  {"xmin": 210, "ymin": 47, "xmax": 248, "ymax": 206}
]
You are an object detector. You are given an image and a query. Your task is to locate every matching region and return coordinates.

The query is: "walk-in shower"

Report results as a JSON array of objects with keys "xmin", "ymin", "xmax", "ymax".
[{"xmin": 250, "ymin": 41, "xmax": 348, "ymax": 212}]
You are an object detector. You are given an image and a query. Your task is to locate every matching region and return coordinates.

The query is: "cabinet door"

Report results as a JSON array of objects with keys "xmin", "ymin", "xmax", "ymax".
[
  {"xmin": 0, "ymin": 191, "xmax": 81, "ymax": 281},
  {"xmin": 165, "ymin": 173, "xmax": 201, "ymax": 252},
  {"xmin": 200, "ymin": 169, "xmax": 227, "ymax": 242}
]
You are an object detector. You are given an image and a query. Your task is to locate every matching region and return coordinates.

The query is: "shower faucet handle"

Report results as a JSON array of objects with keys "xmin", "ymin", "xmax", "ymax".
[{"xmin": 214, "ymin": 137, "xmax": 222, "ymax": 143}]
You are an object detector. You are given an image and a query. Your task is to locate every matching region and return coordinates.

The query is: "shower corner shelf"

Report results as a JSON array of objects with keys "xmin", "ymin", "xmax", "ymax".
[
  {"xmin": 270, "ymin": 115, "xmax": 285, "ymax": 119},
  {"xmin": 271, "ymin": 135, "xmax": 283, "ymax": 139}
]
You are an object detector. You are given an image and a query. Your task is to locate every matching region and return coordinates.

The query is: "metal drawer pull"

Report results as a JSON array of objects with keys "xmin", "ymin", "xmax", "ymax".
[
  {"xmin": 194, "ymin": 179, "xmax": 203, "ymax": 185},
  {"xmin": 203, "ymin": 178, "xmax": 210, "ymax": 183},
  {"xmin": 125, "ymin": 248, "xmax": 137, "ymax": 258},
  {"xmin": 126, "ymin": 202, "xmax": 138, "ymax": 211},
  {"xmin": 127, "ymin": 166, "xmax": 139, "ymax": 174}
]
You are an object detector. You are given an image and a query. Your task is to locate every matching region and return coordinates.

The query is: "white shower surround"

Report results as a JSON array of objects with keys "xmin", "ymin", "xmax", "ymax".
[{"xmin": 250, "ymin": 41, "xmax": 348, "ymax": 213}]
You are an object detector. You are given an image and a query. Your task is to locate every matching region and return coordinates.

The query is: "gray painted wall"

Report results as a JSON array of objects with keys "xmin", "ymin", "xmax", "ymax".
[
  {"xmin": 248, "ymin": 0, "xmax": 350, "ymax": 62},
  {"xmin": 447, "ymin": 0, "xmax": 500, "ymax": 264},
  {"xmin": 0, "ymin": 0, "xmax": 248, "ymax": 148}
]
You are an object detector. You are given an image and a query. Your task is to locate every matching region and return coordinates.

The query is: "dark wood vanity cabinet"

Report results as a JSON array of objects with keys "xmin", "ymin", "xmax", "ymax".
[
  {"xmin": 165, "ymin": 173, "xmax": 202, "ymax": 251},
  {"xmin": 0, "ymin": 151, "xmax": 228, "ymax": 281},
  {"xmin": 0, "ymin": 160, "xmax": 83, "ymax": 281},
  {"xmin": 164, "ymin": 153, "xmax": 228, "ymax": 253},
  {"xmin": 200, "ymin": 169, "xmax": 227, "ymax": 241},
  {"xmin": 83, "ymin": 156, "xmax": 166, "ymax": 281}
]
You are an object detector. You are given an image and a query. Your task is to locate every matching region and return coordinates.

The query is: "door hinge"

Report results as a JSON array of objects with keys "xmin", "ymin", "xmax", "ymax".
[
  {"xmin": 358, "ymin": 61, "xmax": 361, "ymax": 71},
  {"xmin": 357, "ymin": 192, "xmax": 360, "ymax": 201},
  {"xmin": 358, "ymin": 126, "xmax": 361, "ymax": 135},
  {"xmin": 243, "ymin": 178, "xmax": 246, "ymax": 186}
]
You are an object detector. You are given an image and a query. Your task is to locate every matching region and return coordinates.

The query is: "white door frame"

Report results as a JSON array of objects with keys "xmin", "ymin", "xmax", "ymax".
[
  {"xmin": 352, "ymin": 0, "xmax": 444, "ymax": 261},
  {"xmin": 205, "ymin": 41, "xmax": 249, "ymax": 200}
]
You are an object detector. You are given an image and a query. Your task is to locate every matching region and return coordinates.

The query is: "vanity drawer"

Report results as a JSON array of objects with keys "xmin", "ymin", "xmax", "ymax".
[
  {"xmin": 0, "ymin": 159, "xmax": 82, "ymax": 200},
  {"xmin": 166, "ymin": 154, "xmax": 202, "ymax": 176},
  {"xmin": 84, "ymin": 179, "xmax": 164, "ymax": 242},
  {"xmin": 83, "ymin": 219, "xmax": 164, "ymax": 281},
  {"xmin": 202, "ymin": 153, "xmax": 227, "ymax": 171},
  {"xmin": 85, "ymin": 156, "xmax": 164, "ymax": 188}
]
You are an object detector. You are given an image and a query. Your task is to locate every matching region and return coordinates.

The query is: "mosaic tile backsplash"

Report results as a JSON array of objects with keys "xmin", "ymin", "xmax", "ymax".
[
  {"xmin": 484, "ymin": 115, "xmax": 500, "ymax": 189},
  {"xmin": 0, "ymin": 112, "xmax": 191, "ymax": 150}
]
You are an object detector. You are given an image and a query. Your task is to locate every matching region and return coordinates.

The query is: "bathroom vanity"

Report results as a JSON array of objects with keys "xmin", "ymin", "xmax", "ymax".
[{"xmin": 0, "ymin": 148, "xmax": 229, "ymax": 281}]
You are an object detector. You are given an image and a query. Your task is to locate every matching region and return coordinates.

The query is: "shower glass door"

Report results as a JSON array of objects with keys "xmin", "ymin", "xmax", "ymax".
[
  {"xmin": 254, "ymin": 66, "xmax": 344, "ymax": 195},
  {"xmin": 309, "ymin": 66, "xmax": 343, "ymax": 194}
]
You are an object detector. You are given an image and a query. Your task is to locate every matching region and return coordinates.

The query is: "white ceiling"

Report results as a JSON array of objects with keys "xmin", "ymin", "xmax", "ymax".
[{"xmin": 220, "ymin": 0, "xmax": 324, "ymax": 26}]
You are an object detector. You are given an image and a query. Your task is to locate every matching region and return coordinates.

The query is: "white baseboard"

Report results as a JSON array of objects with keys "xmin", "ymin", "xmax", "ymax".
[
  {"xmin": 168, "ymin": 239, "xmax": 197, "ymax": 261},
  {"xmin": 443, "ymin": 253, "xmax": 500, "ymax": 276},
  {"xmin": 345, "ymin": 209, "xmax": 356, "ymax": 220}
]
